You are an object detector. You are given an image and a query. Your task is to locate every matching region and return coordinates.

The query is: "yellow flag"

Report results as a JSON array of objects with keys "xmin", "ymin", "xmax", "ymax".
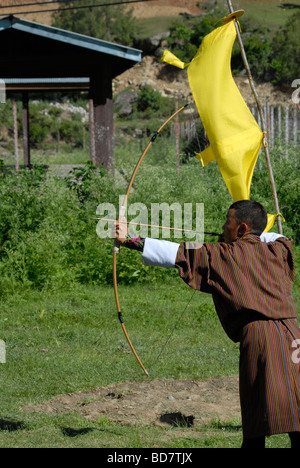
[
  {"xmin": 265, "ymin": 213, "xmax": 285, "ymax": 232},
  {"xmin": 163, "ymin": 20, "xmax": 263, "ymax": 201},
  {"xmin": 162, "ymin": 19, "xmax": 282, "ymax": 232}
]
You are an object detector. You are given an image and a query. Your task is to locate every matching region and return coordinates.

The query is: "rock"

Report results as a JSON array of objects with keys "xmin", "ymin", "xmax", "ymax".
[
  {"xmin": 135, "ymin": 31, "xmax": 170, "ymax": 55},
  {"xmin": 114, "ymin": 90, "xmax": 138, "ymax": 117},
  {"xmin": 167, "ymin": 395, "xmax": 176, "ymax": 401}
]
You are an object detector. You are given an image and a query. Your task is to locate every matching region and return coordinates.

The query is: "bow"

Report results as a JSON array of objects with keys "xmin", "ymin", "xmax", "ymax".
[{"xmin": 113, "ymin": 103, "xmax": 189, "ymax": 376}]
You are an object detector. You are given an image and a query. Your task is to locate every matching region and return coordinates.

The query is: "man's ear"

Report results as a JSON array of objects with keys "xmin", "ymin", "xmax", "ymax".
[{"xmin": 237, "ymin": 222, "xmax": 249, "ymax": 237}]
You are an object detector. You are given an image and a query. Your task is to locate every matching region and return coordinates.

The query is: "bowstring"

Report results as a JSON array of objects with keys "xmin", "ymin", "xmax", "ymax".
[
  {"xmin": 148, "ymin": 102, "xmax": 207, "ymax": 374},
  {"xmin": 149, "ymin": 102, "xmax": 224, "ymax": 375},
  {"xmin": 141, "ymin": 102, "xmax": 225, "ymax": 375},
  {"xmin": 187, "ymin": 101, "xmax": 221, "ymax": 229},
  {"xmin": 148, "ymin": 289, "xmax": 196, "ymax": 375}
]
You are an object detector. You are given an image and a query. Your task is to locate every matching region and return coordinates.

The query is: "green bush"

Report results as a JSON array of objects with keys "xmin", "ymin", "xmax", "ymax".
[
  {"xmin": 0, "ymin": 139, "xmax": 298, "ymax": 298},
  {"xmin": 137, "ymin": 85, "xmax": 162, "ymax": 112},
  {"xmin": 59, "ymin": 119, "xmax": 84, "ymax": 147},
  {"xmin": 231, "ymin": 32, "xmax": 272, "ymax": 79},
  {"xmin": 0, "ymin": 99, "xmax": 88, "ymax": 154},
  {"xmin": 251, "ymin": 146, "xmax": 299, "ymax": 242},
  {"xmin": 135, "ymin": 85, "xmax": 174, "ymax": 120},
  {"xmin": 166, "ymin": 12, "xmax": 223, "ymax": 63},
  {"xmin": 28, "ymin": 102, "xmax": 53, "ymax": 148},
  {"xmin": 270, "ymin": 11, "xmax": 300, "ymax": 85},
  {"xmin": 165, "ymin": 8, "xmax": 300, "ymax": 85}
]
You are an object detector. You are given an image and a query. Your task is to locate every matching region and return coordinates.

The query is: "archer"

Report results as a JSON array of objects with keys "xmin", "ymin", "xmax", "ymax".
[{"xmin": 115, "ymin": 199, "xmax": 300, "ymax": 449}]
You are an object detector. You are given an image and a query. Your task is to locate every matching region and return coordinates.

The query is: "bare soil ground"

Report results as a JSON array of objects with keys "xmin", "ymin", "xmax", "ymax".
[
  {"xmin": 22, "ymin": 376, "xmax": 241, "ymax": 428},
  {"xmin": 130, "ymin": 0, "xmax": 203, "ymax": 18},
  {"xmin": 114, "ymin": 55, "xmax": 291, "ymax": 106}
]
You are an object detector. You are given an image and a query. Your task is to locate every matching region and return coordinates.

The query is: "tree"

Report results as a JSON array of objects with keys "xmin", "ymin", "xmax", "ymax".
[
  {"xmin": 166, "ymin": 10, "xmax": 272, "ymax": 81},
  {"xmin": 270, "ymin": 11, "xmax": 300, "ymax": 85},
  {"xmin": 52, "ymin": 0, "xmax": 136, "ymax": 46},
  {"xmin": 166, "ymin": 9, "xmax": 226, "ymax": 63}
]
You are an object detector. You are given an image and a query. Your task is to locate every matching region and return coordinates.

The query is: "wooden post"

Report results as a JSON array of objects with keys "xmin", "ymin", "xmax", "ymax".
[
  {"xmin": 175, "ymin": 98, "xmax": 180, "ymax": 174},
  {"xmin": 285, "ymin": 106, "xmax": 289, "ymax": 157},
  {"xmin": 56, "ymin": 129, "xmax": 60, "ymax": 153},
  {"xmin": 89, "ymin": 69, "xmax": 114, "ymax": 169},
  {"xmin": 226, "ymin": 0, "xmax": 283, "ymax": 234},
  {"xmin": 89, "ymin": 98, "xmax": 96, "ymax": 165},
  {"xmin": 266, "ymin": 100, "xmax": 270, "ymax": 147},
  {"xmin": 293, "ymin": 105, "xmax": 297, "ymax": 147},
  {"xmin": 22, "ymin": 92, "xmax": 31, "ymax": 167},
  {"xmin": 13, "ymin": 101, "xmax": 19, "ymax": 172},
  {"xmin": 270, "ymin": 104, "xmax": 274, "ymax": 149},
  {"xmin": 83, "ymin": 125, "xmax": 86, "ymax": 151}
]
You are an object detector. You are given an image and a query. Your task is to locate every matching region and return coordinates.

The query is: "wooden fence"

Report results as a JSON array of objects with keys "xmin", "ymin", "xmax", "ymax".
[
  {"xmin": 250, "ymin": 103, "xmax": 299, "ymax": 149},
  {"xmin": 171, "ymin": 103, "xmax": 300, "ymax": 156}
]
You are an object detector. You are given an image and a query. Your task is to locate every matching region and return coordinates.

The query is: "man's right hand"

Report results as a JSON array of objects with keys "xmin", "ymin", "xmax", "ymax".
[{"xmin": 114, "ymin": 217, "xmax": 128, "ymax": 245}]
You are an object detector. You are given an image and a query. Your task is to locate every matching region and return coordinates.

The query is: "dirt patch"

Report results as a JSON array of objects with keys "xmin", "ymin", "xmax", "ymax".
[
  {"xmin": 0, "ymin": 1, "xmax": 60, "ymax": 25},
  {"xmin": 130, "ymin": 0, "xmax": 202, "ymax": 18},
  {"xmin": 22, "ymin": 376, "xmax": 241, "ymax": 428}
]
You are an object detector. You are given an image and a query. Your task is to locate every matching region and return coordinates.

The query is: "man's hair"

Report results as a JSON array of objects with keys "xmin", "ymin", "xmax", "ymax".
[{"xmin": 229, "ymin": 200, "xmax": 267, "ymax": 235}]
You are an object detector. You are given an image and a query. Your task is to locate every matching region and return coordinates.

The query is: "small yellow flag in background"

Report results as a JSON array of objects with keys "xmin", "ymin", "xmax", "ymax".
[{"xmin": 162, "ymin": 19, "xmax": 279, "ymax": 232}]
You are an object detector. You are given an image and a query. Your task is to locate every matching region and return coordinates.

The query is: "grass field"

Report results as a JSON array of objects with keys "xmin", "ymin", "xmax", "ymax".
[
  {"xmin": 134, "ymin": 0, "xmax": 300, "ymax": 38},
  {"xmin": 0, "ymin": 273, "xmax": 299, "ymax": 448},
  {"xmin": 0, "ymin": 137, "xmax": 298, "ymax": 447},
  {"xmin": 235, "ymin": 0, "xmax": 300, "ymax": 32}
]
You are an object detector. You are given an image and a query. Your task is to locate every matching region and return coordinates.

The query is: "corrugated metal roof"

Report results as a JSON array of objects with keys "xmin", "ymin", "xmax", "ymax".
[
  {"xmin": 0, "ymin": 15, "xmax": 142, "ymax": 63},
  {"xmin": 4, "ymin": 77, "xmax": 90, "ymax": 84}
]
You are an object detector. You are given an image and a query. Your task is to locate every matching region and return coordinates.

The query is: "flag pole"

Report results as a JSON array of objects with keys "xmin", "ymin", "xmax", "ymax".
[{"xmin": 226, "ymin": 0, "xmax": 283, "ymax": 234}]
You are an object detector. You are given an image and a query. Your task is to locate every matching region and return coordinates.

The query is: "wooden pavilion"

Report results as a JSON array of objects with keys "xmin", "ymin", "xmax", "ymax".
[{"xmin": 0, "ymin": 15, "xmax": 142, "ymax": 168}]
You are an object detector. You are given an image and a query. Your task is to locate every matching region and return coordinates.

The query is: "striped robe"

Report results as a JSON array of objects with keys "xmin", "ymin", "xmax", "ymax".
[{"xmin": 175, "ymin": 234, "xmax": 300, "ymax": 438}]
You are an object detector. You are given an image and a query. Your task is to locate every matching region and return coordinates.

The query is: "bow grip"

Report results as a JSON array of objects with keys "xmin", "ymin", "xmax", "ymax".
[{"xmin": 113, "ymin": 239, "xmax": 120, "ymax": 254}]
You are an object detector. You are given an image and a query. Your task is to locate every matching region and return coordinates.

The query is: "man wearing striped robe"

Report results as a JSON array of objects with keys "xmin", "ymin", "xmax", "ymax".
[{"xmin": 116, "ymin": 200, "xmax": 300, "ymax": 448}]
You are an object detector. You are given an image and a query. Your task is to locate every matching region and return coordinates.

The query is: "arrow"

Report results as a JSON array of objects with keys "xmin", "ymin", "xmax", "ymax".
[{"xmin": 93, "ymin": 217, "xmax": 220, "ymax": 237}]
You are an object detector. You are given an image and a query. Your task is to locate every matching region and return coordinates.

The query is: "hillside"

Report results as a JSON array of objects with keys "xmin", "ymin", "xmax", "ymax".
[
  {"xmin": 113, "ymin": 56, "xmax": 291, "ymax": 106},
  {"xmin": 0, "ymin": 0, "xmax": 202, "ymax": 24},
  {"xmin": 1, "ymin": 0, "xmax": 296, "ymax": 26},
  {"xmin": 0, "ymin": 0, "xmax": 297, "ymax": 104},
  {"xmin": 0, "ymin": 0, "xmax": 59, "ymax": 25}
]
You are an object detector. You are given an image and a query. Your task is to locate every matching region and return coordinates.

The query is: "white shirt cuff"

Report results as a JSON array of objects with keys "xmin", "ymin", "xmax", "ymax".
[
  {"xmin": 142, "ymin": 238, "xmax": 180, "ymax": 268},
  {"xmin": 260, "ymin": 232, "xmax": 286, "ymax": 242}
]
